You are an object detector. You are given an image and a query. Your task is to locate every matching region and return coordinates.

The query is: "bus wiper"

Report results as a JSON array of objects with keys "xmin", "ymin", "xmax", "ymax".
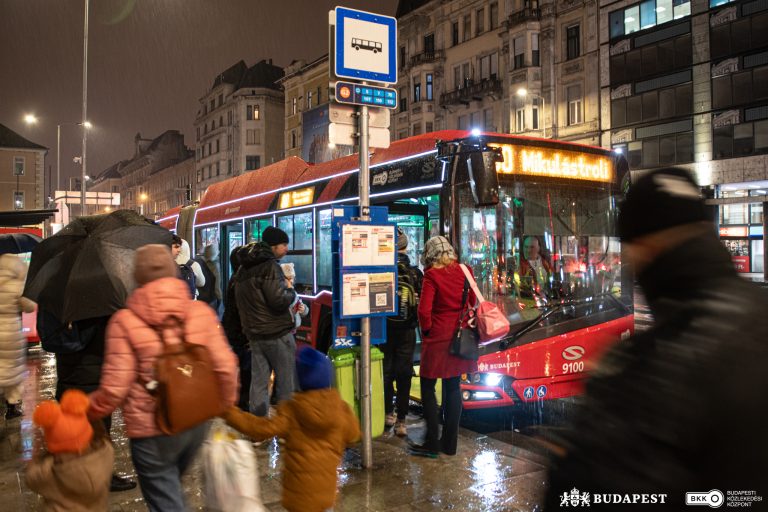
[{"xmin": 500, "ymin": 293, "xmax": 627, "ymax": 349}]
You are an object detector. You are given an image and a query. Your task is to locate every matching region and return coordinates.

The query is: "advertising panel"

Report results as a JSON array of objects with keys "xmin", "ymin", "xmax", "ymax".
[{"xmin": 301, "ymin": 104, "xmax": 353, "ymax": 164}]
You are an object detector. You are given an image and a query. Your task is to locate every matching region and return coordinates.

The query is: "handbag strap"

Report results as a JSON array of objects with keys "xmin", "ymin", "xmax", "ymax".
[
  {"xmin": 459, "ymin": 264, "xmax": 485, "ymax": 302},
  {"xmin": 453, "ymin": 278, "xmax": 470, "ymax": 337}
]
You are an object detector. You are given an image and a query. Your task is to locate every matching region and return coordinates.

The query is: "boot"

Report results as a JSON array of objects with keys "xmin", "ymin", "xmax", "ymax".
[{"xmin": 110, "ymin": 473, "xmax": 137, "ymax": 492}]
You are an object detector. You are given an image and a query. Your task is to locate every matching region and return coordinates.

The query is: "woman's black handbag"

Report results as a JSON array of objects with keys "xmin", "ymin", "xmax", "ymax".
[{"xmin": 449, "ymin": 279, "xmax": 479, "ymax": 361}]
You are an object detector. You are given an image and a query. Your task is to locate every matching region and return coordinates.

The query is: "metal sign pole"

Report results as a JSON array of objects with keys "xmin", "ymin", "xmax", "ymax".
[{"xmin": 358, "ymin": 102, "xmax": 372, "ymax": 468}]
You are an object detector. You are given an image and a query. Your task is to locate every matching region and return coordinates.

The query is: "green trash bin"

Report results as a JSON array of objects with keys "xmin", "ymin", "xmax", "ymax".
[
  {"xmin": 328, "ymin": 348, "xmax": 356, "ymax": 415},
  {"xmin": 352, "ymin": 346, "xmax": 385, "ymax": 439}
]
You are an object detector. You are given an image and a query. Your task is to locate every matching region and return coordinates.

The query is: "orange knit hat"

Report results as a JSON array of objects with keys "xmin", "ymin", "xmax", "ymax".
[{"xmin": 32, "ymin": 389, "xmax": 94, "ymax": 454}]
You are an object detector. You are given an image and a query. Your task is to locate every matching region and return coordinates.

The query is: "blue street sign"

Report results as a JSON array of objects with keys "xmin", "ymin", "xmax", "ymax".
[
  {"xmin": 536, "ymin": 385, "xmax": 548, "ymax": 398},
  {"xmin": 334, "ymin": 7, "xmax": 397, "ymax": 84},
  {"xmin": 524, "ymin": 386, "xmax": 534, "ymax": 400},
  {"xmin": 336, "ymin": 81, "xmax": 397, "ymax": 109}
]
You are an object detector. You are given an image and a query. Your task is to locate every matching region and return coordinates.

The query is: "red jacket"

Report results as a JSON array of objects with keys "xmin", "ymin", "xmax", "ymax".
[
  {"xmin": 417, "ymin": 263, "xmax": 478, "ymax": 379},
  {"xmin": 89, "ymin": 277, "xmax": 238, "ymax": 438}
]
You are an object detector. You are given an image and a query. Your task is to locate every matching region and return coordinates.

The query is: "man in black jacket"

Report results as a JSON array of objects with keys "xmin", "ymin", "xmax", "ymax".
[
  {"xmin": 234, "ymin": 227, "xmax": 297, "ymax": 416},
  {"xmin": 545, "ymin": 168, "xmax": 768, "ymax": 508}
]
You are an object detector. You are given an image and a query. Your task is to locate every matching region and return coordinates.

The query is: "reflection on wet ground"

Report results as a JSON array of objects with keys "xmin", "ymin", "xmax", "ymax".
[{"xmin": 0, "ymin": 349, "xmax": 548, "ymax": 511}]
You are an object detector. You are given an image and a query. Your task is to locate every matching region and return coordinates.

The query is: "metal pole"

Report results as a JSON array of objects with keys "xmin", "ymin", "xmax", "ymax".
[
  {"xmin": 358, "ymin": 103, "xmax": 372, "ymax": 468},
  {"xmin": 763, "ymin": 201, "xmax": 767, "ymax": 283},
  {"xmin": 80, "ymin": 0, "xmax": 89, "ymax": 217},
  {"xmin": 56, "ymin": 124, "xmax": 61, "ymax": 195},
  {"xmin": 540, "ymin": 95, "xmax": 547, "ymax": 138}
]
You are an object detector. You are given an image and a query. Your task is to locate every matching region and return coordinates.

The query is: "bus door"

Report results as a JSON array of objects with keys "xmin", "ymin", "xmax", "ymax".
[
  {"xmin": 386, "ymin": 203, "xmax": 429, "ymax": 269},
  {"xmin": 220, "ymin": 220, "xmax": 244, "ymax": 287}
]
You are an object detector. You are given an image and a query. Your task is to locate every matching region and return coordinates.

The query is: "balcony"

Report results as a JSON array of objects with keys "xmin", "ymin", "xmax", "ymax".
[
  {"xmin": 440, "ymin": 77, "xmax": 503, "ymax": 107},
  {"xmin": 507, "ymin": 7, "xmax": 541, "ymax": 26},
  {"xmin": 409, "ymin": 50, "xmax": 444, "ymax": 68}
]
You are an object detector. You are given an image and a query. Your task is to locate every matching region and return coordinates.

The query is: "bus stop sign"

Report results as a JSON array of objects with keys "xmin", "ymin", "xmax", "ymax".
[{"xmin": 333, "ymin": 6, "xmax": 397, "ymax": 84}]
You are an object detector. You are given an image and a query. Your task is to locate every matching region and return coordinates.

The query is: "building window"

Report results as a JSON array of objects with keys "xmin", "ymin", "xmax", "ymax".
[
  {"xmin": 611, "ymin": 82, "xmax": 692, "ymax": 128},
  {"xmin": 400, "ymin": 46, "xmax": 406, "ymax": 69},
  {"xmin": 246, "ymin": 156, "xmax": 261, "ymax": 170},
  {"xmin": 219, "ymin": 115, "xmax": 223, "ymax": 127},
  {"xmin": 515, "ymin": 108, "xmax": 525, "ymax": 132},
  {"xmin": 228, "ymin": 160, "xmax": 232, "ymax": 174},
  {"xmin": 216, "ymin": 140, "xmax": 220, "ymax": 153},
  {"xmin": 426, "ymin": 73, "xmax": 433, "ymax": 100},
  {"xmin": 513, "ymin": 36, "xmax": 525, "ymax": 69},
  {"xmin": 317, "ymin": 86, "xmax": 322, "ymax": 104},
  {"xmin": 13, "ymin": 191, "xmax": 24, "ymax": 210},
  {"xmin": 291, "ymin": 130, "xmax": 297, "ymax": 149},
  {"xmin": 625, "ymin": 132, "xmax": 693, "ymax": 168},
  {"xmin": 210, "ymin": 99, "xmax": 215, "ymax": 111},
  {"xmin": 452, "ymin": 21, "xmax": 459, "ymax": 46},
  {"xmin": 566, "ymin": 25, "xmax": 580, "ymax": 60},
  {"xmin": 454, "ymin": 66, "xmax": 462, "ymax": 89},
  {"xmin": 247, "ymin": 105, "xmax": 253, "ymax": 120},
  {"xmin": 307, "ymin": 90, "xmax": 313, "ymax": 109},
  {"xmin": 216, "ymin": 161, "xmax": 221, "ymax": 176},
  {"xmin": 412, "ymin": 123, "xmax": 422, "ymax": 136},
  {"xmin": 479, "ymin": 53, "xmax": 498, "ymax": 80},
  {"xmin": 490, "ymin": 2, "xmax": 499, "ymax": 30},
  {"xmin": 292, "ymin": 97, "xmax": 297, "ymax": 115},
  {"xmin": 532, "ymin": 105, "xmax": 540, "ymax": 130},
  {"xmin": 196, "ymin": 127, "xmax": 200, "ymax": 141},
  {"xmin": 567, "ymin": 84, "xmax": 583, "ymax": 125},
  {"xmin": 398, "ymin": 130, "xmax": 408, "ymax": 140},
  {"xmin": 207, "ymin": 142, "xmax": 212, "ymax": 155},
  {"xmin": 413, "ymin": 76, "xmax": 421, "ymax": 103},
  {"xmin": 609, "ymin": 0, "xmax": 690, "ymax": 40},
  {"xmin": 458, "ymin": 115, "xmax": 468, "ymax": 130},
  {"xmin": 424, "ymin": 33, "xmax": 435, "ymax": 54},
  {"xmin": 426, "ymin": 121, "xmax": 434, "ymax": 132},
  {"xmin": 228, "ymin": 110, "xmax": 233, "ymax": 125},
  {"xmin": 399, "ymin": 87, "xmax": 408, "ymax": 111},
  {"xmin": 211, "ymin": 119, "xmax": 216, "ymax": 130},
  {"xmin": 462, "ymin": 62, "xmax": 471, "ymax": 86},
  {"xmin": 228, "ymin": 134, "xmax": 233, "ymax": 150},
  {"xmin": 206, "ymin": 166, "xmax": 211, "ymax": 179},
  {"xmin": 197, "ymin": 170, "xmax": 202, "ymax": 183},
  {"xmin": 714, "ymin": 120, "xmax": 768, "ymax": 160},
  {"xmin": 476, "ymin": 8, "xmax": 485, "ymax": 35},
  {"xmin": 484, "ymin": 108, "xmax": 494, "ymax": 131},
  {"xmin": 463, "ymin": 15, "xmax": 471, "ymax": 42},
  {"xmin": 13, "ymin": 157, "xmax": 24, "ymax": 176},
  {"xmin": 532, "ymin": 33, "xmax": 540, "ymax": 66},
  {"xmin": 218, "ymin": 93, "xmax": 223, "ymax": 106},
  {"xmin": 247, "ymin": 129, "xmax": 257, "ymax": 145}
]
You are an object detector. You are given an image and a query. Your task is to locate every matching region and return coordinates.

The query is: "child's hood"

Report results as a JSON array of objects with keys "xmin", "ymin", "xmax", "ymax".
[{"xmin": 291, "ymin": 388, "xmax": 347, "ymax": 433}]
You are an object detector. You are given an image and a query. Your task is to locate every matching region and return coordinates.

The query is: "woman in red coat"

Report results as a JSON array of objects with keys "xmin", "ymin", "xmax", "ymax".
[{"xmin": 410, "ymin": 236, "xmax": 477, "ymax": 458}]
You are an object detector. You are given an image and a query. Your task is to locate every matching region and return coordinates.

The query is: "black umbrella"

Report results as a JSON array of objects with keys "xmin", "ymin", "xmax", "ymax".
[
  {"xmin": 23, "ymin": 209, "xmax": 173, "ymax": 323},
  {"xmin": 0, "ymin": 233, "xmax": 42, "ymax": 254}
]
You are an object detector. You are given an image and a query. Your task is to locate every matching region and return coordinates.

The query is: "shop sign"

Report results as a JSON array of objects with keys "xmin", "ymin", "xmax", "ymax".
[
  {"xmin": 719, "ymin": 226, "xmax": 748, "ymax": 237},
  {"xmin": 731, "ymin": 256, "xmax": 750, "ymax": 273}
]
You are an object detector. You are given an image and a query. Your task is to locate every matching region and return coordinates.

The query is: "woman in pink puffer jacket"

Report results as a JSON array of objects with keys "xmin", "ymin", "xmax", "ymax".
[{"xmin": 89, "ymin": 244, "xmax": 238, "ymax": 512}]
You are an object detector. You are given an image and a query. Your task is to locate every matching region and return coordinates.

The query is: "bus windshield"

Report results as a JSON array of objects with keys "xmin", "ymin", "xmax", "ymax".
[{"xmin": 456, "ymin": 178, "xmax": 627, "ymax": 335}]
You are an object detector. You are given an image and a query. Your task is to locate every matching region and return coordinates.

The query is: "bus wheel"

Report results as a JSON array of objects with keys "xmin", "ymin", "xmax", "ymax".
[
  {"xmin": 373, "ymin": 49, "xmax": 378, "ymax": 53},
  {"xmin": 354, "ymin": 46, "xmax": 360, "ymax": 50}
]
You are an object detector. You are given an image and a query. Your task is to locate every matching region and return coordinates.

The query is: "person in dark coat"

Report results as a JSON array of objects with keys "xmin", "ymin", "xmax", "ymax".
[
  {"xmin": 409, "ymin": 236, "xmax": 476, "ymax": 458},
  {"xmin": 234, "ymin": 227, "xmax": 298, "ymax": 417},
  {"xmin": 544, "ymin": 168, "xmax": 768, "ymax": 508},
  {"xmin": 222, "ymin": 244, "xmax": 252, "ymax": 411}
]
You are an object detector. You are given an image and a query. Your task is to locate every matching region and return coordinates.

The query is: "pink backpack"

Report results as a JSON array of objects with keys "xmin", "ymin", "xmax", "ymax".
[{"xmin": 459, "ymin": 264, "xmax": 511, "ymax": 342}]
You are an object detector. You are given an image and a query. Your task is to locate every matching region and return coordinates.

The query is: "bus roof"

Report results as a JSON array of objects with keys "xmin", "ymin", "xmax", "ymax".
[
  {"xmin": 195, "ymin": 130, "xmax": 615, "ymax": 225},
  {"xmin": 157, "ymin": 205, "xmax": 182, "ymax": 230}
]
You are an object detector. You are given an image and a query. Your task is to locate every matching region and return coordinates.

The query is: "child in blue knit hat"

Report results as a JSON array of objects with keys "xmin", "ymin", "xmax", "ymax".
[{"xmin": 222, "ymin": 346, "xmax": 360, "ymax": 512}]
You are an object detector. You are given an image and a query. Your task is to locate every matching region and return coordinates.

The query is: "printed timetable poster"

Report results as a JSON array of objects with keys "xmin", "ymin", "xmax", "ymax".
[
  {"xmin": 341, "ymin": 224, "xmax": 396, "ymax": 267},
  {"xmin": 341, "ymin": 272, "xmax": 396, "ymax": 317}
]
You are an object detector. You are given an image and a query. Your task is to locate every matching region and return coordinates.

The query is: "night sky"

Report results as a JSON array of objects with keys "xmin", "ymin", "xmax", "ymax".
[{"xmin": 0, "ymin": 0, "xmax": 398, "ymax": 194}]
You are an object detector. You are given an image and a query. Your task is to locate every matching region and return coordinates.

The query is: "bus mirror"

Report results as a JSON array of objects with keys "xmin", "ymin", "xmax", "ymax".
[{"xmin": 467, "ymin": 149, "xmax": 502, "ymax": 207}]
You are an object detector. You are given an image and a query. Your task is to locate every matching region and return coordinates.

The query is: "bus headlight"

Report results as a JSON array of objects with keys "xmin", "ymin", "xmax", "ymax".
[{"xmin": 484, "ymin": 373, "xmax": 503, "ymax": 387}]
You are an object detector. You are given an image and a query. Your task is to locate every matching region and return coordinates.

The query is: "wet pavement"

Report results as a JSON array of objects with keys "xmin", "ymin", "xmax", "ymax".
[{"xmin": 0, "ymin": 348, "xmax": 548, "ymax": 511}]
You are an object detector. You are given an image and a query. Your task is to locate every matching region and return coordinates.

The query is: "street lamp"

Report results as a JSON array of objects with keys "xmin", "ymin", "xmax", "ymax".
[
  {"xmin": 139, "ymin": 192, "xmax": 148, "ymax": 216},
  {"xmin": 516, "ymin": 88, "xmax": 549, "ymax": 138},
  {"xmin": 24, "ymin": 114, "xmax": 38, "ymax": 126},
  {"xmin": 57, "ymin": 121, "xmax": 92, "ymax": 198}
]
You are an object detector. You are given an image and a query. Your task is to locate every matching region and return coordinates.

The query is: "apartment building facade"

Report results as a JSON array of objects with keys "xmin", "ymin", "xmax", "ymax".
[
  {"xmin": 194, "ymin": 59, "xmax": 284, "ymax": 193},
  {"xmin": 600, "ymin": 0, "xmax": 768, "ymax": 274},
  {"xmin": 394, "ymin": 0, "xmax": 601, "ymax": 146},
  {"xmin": 0, "ymin": 123, "xmax": 47, "ymax": 211}
]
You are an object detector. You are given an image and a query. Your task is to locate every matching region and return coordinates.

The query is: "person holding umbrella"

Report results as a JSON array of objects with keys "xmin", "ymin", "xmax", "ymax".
[
  {"xmin": 0, "ymin": 254, "xmax": 36, "ymax": 419},
  {"xmin": 24, "ymin": 210, "xmax": 173, "ymax": 492}
]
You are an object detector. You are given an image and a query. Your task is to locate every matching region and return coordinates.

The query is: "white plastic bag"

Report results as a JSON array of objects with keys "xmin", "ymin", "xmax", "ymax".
[{"xmin": 202, "ymin": 423, "xmax": 265, "ymax": 512}]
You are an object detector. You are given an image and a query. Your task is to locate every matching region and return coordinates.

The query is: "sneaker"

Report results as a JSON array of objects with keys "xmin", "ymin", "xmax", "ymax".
[
  {"xmin": 408, "ymin": 443, "xmax": 438, "ymax": 459},
  {"xmin": 394, "ymin": 421, "xmax": 407, "ymax": 437},
  {"xmin": 385, "ymin": 412, "xmax": 397, "ymax": 428}
]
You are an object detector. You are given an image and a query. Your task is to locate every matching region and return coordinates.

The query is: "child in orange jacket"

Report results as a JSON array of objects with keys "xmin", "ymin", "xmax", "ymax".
[{"xmin": 222, "ymin": 346, "xmax": 360, "ymax": 512}]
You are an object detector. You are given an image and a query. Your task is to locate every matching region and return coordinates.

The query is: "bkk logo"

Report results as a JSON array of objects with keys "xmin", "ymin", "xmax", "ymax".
[{"xmin": 559, "ymin": 488, "xmax": 668, "ymax": 507}]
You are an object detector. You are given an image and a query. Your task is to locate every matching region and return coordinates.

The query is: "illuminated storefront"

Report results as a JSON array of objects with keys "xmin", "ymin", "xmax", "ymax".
[{"xmin": 716, "ymin": 181, "xmax": 766, "ymax": 274}]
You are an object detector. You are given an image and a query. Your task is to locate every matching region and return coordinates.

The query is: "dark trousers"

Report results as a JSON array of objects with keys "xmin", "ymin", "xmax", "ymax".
[
  {"xmin": 55, "ymin": 349, "xmax": 112, "ymax": 433},
  {"xmin": 231, "ymin": 343, "xmax": 252, "ymax": 412},
  {"xmin": 421, "ymin": 376, "xmax": 462, "ymax": 455},
  {"xmin": 383, "ymin": 327, "xmax": 416, "ymax": 420}
]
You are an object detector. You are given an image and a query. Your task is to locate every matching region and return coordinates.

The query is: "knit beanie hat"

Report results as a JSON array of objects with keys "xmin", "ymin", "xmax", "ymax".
[
  {"xmin": 618, "ymin": 167, "xmax": 710, "ymax": 242},
  {"xmin": 422, "ymin": 235, "xmax": 457, "ymax": 267},
  {"xmin": 33, "ymin": 389, "xmax": 93, "ymax": 454},
  {"xmin": 262, "ymin": 226, "xmax": 289, "ymax": 246},
  {"xmin": 397, "ymin": 228, "xmax": 409, "ymax": 251},
  {"xmin": 134, "ymin": 244, "xmax": 178, "ymax": 285},
  {"xmin": 296, "ymin": 345, "xmax": 332, "ymax": 391},
  {"xmin": 280, "ymin": 262, "xmax": 296, "ymax": 280}
]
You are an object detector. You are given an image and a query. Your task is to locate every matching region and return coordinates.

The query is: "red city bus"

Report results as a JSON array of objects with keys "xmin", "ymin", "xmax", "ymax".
[{"xmin": 191, "ymin": 130, "xmax": 634, "ymax": 409}]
